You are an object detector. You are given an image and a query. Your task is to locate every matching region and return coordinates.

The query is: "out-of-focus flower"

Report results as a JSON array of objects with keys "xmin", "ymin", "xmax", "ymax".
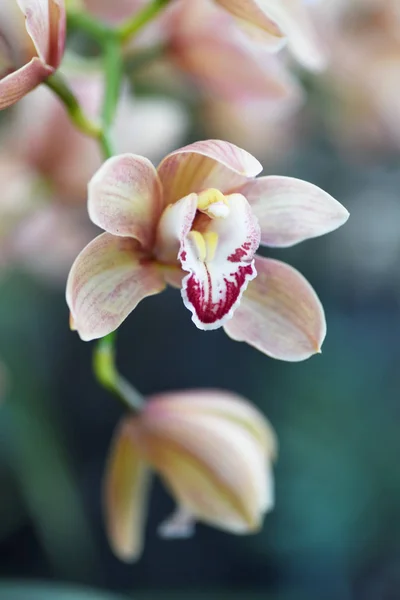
[
  {"xmin": 165, "ymin": 0, "xmax": 301, "ymax": 103},
  {"xmin": 202, "ymin": 92, "xmax": 303, "ymax": 160},
  {"xmin": 103, "ymin": 389, "xmax": 277, "ymax": 561},
  {"xmin": 0, "ymin": 60, "xmax": 188, "ymax": 283},
  {"xmin": 214, "ymin": 0, "xmax": 326, "ymax": 71},
  {"xmin": 8, "ymin": 65, "xmax": 189, "ymax": 202},
  {"xmin": 313, "ymin": 1, "xmax": 400, "ymax": 156},
  {"xmin": 67, "ymin": 139, "xmax": 348, "ymax": 360},
  {"xmin": 0, "ymin": 0, "xmax": 66, "ymax": 110},
  {"xmin": 81, "ymin": 0, "xmax": 146, "ymax": 22}
]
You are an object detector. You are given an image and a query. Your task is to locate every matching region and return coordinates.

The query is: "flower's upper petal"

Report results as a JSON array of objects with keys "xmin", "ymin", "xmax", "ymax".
[
  {"xmin": 169, "ymin": 0, "xmax": 301, "ymax": 102},
  {"xmin": 103, "ymin": 418, "xmax": 151, "ymax": 562},
  {"xmin": 88, "ymin": 154, "xmax": 163, "ymax": 251},
  {"xmin": 157, "ymin": 140, "xmax": 262, "ymax": 204},
  {"xmin": 180, "ymin": 193, "xmax": 260, "ymax": 330},
  {"xmin": 66, "ymin": 232, "xmax": 166, "ymax": 341},
  {"xmin": 139, "ymin": 398, "xmax": 273, "ymax": 532},
  {"xmin": 146, "ymin": 389, "xmax": 277, "ymax": 460},
  {"xmin": 154, "ymin": 193, "xmax": 198, "ymax": 264},
  {"xmin": 216, "ymin": 0, "xmax": 326, "ymax": 71},
  {"xmin": 239, "ymin": 176, "xmax": 349, "ymax": 247},
  {"xmin": 224, "ymin": 256, "xmax": 326, "ymax": 361},
  {"xmin": 0, "ymin": 56, "xmax": 51, "ymax": 110},
  {"xmin": 17, "ymin": 0, "xmax": 66, "ymax": 68}
]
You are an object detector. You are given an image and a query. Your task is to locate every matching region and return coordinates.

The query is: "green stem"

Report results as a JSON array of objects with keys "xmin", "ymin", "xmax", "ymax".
[
  {"xmin": 67, "ymin": 10, "xmax": 115, "ymax": 44},
  {"xmin": 45, "ymin": 74, "xmax": 101, "ymax": 139},
  {"xmin": 93, "ymin": 333, "xmax": 144, "ymax": 412},
  {"xmin": 117, "ymin": 0, "xmax": 171, "ymax": 44},
  {"xmin": 102, "ymin": 38, "xmax": 124, "ymax": 130}
]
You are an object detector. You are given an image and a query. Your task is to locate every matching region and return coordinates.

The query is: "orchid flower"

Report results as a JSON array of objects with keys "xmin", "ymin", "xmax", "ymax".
[
  {"xmin": 104, "ymin": 389, "xmax": 276, "ymax": 561},
  {"xmin": 67, "ymin": 140, "xmax": 349, "ymax": 361},
  {"xmin": 0, "ymin": 0, "xmax": 66, "ymax": 110},
  {"xmin": 215, "ymin": 0, "xmax": 326, "ymax": 71}
]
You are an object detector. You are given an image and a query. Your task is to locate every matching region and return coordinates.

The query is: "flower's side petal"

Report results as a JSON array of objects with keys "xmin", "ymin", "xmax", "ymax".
[
  {"xmin": 157, "ymin": 140, "xmax": 262, "ymax": 204},
  {"xmin": 224, "ymin": 256, "xmax": 326, "ymax": 361},
  {"xmin": 140, "ymin": 412, "xmax": 272, "ymax": 532},
  {"xmin": 103, "ymin": 418, "xmax": 151, "ymax": 562},
  {"xmin": 66, "ymin": 233, "xmax": 166, "ymax": 341},
  {"xmin": 154, "ymin": 193, "xmax": 197, "ymax": 264},
  {"xmin": 146, "ymin": 389, "xmax": 277, "ymax": 459},
  {"xmin": 0, "ymin": 57, "xmax": 51, "ymax": 110},
  {"xmin": 216, "ymin": 0, "xmax": 326, "ymax": 71},
  {"xmin": 48, "ymin": 0, "xmax": 66, "ymax": 68},
  {"xmin": 180, "ymin": 193, "xmax": 260, "ymax": 330},
  {"xmin": 17, "ymin": 0, "xmax": 49, "ymax": 63},
  {"xmin": 88, "ymin": 154, "xmax": 163, "ymax": 251},
  {"xmin": 17, "ymin": 0, "xmax": 65, "ymax": 67},
  {"xmin": 240, "ymin": 176, "xmax": 349, "ymax": 247},
  {"xmin": 215, "ymin": 0, "xmax": 283, "ymax": 38}
]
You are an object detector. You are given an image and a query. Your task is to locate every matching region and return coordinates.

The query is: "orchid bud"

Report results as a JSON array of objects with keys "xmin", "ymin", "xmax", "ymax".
[
  {"xmin": 0, "ymin": 0, "xmax": 66, "ymax": 110},
  {"xmin": 103, "ymin": 390, "xmax": 277, "ymax": 561}
]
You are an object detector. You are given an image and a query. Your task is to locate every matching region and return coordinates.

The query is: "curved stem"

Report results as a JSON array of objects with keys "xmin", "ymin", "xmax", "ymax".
[
  {"xmin": 117, "ymin": 0, "xmax": 172, "ymax": 44},
  {"xmin": 45, "ymin": 74, "xmax": 101, "ymax": 139},
  {"xmin": 93, "ymin": 333, "xmax": 144, "ymax": 412}
]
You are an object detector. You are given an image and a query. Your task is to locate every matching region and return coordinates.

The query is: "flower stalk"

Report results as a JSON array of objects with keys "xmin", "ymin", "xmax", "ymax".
[{"xmin": 50, "ymin": 0, "xmax": 173, "ymax": 411}]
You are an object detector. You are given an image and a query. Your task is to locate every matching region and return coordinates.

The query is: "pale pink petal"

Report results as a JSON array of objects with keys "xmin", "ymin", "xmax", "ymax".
[
  {"xmin": 157, "ymin": 140, "xmax": 262, "ymax": 205},
  {"xmin": 0, "ymin": 57, "xmax": 51, "ymax": 110},
  {"xmin": 154, "ymin": 193, "xmax": 197, "ymax": 264},
  {"xmin": 180, "ymin": 193, "xmax": 260, "ymax": 330},
  {"xmin": 216, "ymin": 0, "xmax": 326, "ymax": 71},
  {"xmin": 140, "ymin": 406, "xmax": 271, "ymax": 532},
  {"xmin": 169, "ymin": 0, "xmax": 300, "ymax": 102},
  {"xmin": 103, "ymin": 418, "xmax": 151, "ymax": 562},
  {"xmin": 17, "ymin": 0, "xmax": 65, "ymax": 67},
  {"xmin": 146, "ymin": 389, "xmax": 277, "ymax": 459},
  {"xmin": 239, "ymin": 176, "xmax": 349, "ymax": 247},
  {"xmin": 88, "ymin": 154, "xmax": 163, "ymax": 251},
  {"xmin": 66, "ymin": 233, "xmax": 166, "ymax": 341},
  {"xmin": 224, "ymin": 256, "xmax": 326, "ymax": 361}
]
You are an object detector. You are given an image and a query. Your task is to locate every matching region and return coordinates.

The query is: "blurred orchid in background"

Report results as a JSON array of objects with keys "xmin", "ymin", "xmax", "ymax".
[
  {"xmin": 0, "ymin": 0, "xmax": 66, "ymax": 109},
  {"xmin": 104, "ymin": 389, "xmax": 276, "ymax": 562},
  {"xmin": 215, "ymin": 0, "xmax": 326, "ymax": 71},
  {"xmin": 67, "ymin": 139, "xmax": 348, "ymax": 360},
  {"xmin": 0, "ymin": 61, "xmax": 188, "ymax": 283}
]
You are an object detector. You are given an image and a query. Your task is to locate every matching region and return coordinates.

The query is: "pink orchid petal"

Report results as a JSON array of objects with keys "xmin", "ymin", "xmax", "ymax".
[
  {"xmin": 88, "ymin": 154, "xmax": 163, "ymax": 251},
  {"xmin": 239, "ymin": 176, "xmax": 349, "ymax": 247},
  {"xmin": 0, "ymin": 56, "xmax": 51, "ymax": 110},
  {"xmin": 180, "ymin": 193, "xmax": 260, "ymax": 330},
  {"xmin": 216, "ymin": 0, "xmax": 326, "ymax": 71},
  {"xmin": 139, "ymin": 400, "xmax": 272, "ymax": 532},
  {"xmin": 17, "ymin": 0, "xmax": 65, "ymax": 67},
  {"xmin": 224, "ymin": 256, "xmax": 326, "ymax": 361},
  {"xmin": 66, "ymin": 233, "xmax": 166, "ymax": 341},
  {"xmin": 157, "ymin": 140, "xmax": 262, "ymax": 205},
  {"xmin": 103, "ymin": 418, "xmax": 151, "ymax": 562},
  {"xmin": 169, "ymin": 0, "xmax": 300, "ymax": 102},
  {"xmin": 154, "ymin": 193, "xmax": 197, "ymax": 264},
  {"xmin": 146, "ymin": 389, "xmax": 277, "ymax": 459}
]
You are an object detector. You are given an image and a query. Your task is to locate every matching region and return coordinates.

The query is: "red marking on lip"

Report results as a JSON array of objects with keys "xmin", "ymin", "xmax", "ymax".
[
  {"xmin": 185, "ymin": 263, "xmax": 254, "ymax": 325},
  {"xmin": 228, "ymin": 242, "xmax": 252, "ymax": 263}
]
